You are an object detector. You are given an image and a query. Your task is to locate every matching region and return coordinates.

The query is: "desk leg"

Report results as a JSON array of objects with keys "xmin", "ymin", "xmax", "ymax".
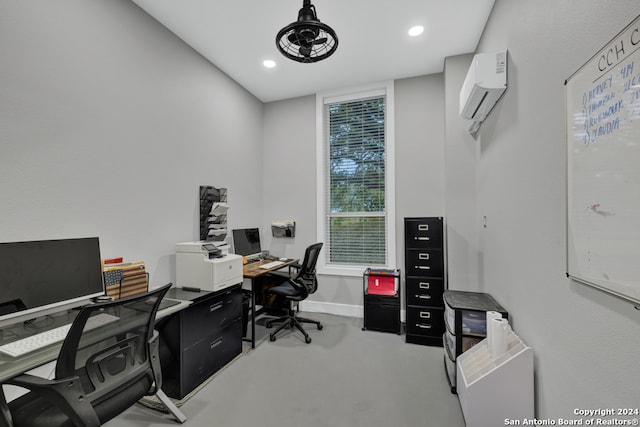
[
  {"xmin": 250, "ymin": 278, "xmax": 256, "ymax": 348},
  {"xmin": 241, "ymin": 279, "xmax": 257, "ymax": 349},
  {"xmin": 0, "ymin": 387, "xmax": 14, "ymax": 427}
]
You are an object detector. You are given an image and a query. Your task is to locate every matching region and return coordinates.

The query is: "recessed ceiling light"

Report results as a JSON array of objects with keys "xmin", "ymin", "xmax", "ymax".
[
  {"xmin": 408, "ymin": 25, "xmax": 424, "ymax": 37},
  {"xmin": 263, "ymin": 59, "xmax": 276, "ymax": 68}
]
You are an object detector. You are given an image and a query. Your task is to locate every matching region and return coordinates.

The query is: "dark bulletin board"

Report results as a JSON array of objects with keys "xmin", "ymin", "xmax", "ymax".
[{"xmin": 565, "ymin": 14, "xmax": 640, "ymax": 305}]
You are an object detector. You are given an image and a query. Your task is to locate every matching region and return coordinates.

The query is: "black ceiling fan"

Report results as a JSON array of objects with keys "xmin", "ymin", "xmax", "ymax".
[{"xmin": 276, "ymin": 0, "xmax": 338, "ymax": 63}]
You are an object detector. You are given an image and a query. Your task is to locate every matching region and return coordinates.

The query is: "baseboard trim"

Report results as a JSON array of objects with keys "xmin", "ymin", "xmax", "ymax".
[
  {"xmin": 299, "ymin": 301, "xmax": 408, "ymax": 323},
  {"xmin": 299, "ymin": 301, "xmax": 363, "ymax": 318}
]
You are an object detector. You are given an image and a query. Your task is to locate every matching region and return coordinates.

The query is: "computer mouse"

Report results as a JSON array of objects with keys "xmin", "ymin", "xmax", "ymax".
[{"xmin": 279, "ymin": 257, "xmax": 288, "ymax": 261}]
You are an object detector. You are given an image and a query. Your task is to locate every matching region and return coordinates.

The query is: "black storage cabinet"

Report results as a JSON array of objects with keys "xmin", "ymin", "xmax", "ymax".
[
  {"xmin": 362, "ymin": 268, "xmax": 401, "ymax": 334},
  {"xmin": 404, "ymin": 217, "xmax": 446, "ymax": 346},
  {"xmin": 157, "ymin": 285, "xmax": 242, "ymax": 399},
  {"xmin": 443, "ymin": 290, "xmax": 508, "ymax": 393}
]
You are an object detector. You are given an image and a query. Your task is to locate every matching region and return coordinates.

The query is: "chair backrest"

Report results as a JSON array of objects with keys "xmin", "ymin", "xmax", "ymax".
[
  {"xmin": 55, "ymin": 283, "xmax": 171, "ymax": 424},
  {"xmin": 293, "ymin": 242, "xmax": 323, "ymax": 295},
  {"xmin": 0, "ymin": 299, "xmax": 27, "ymax": 316}
]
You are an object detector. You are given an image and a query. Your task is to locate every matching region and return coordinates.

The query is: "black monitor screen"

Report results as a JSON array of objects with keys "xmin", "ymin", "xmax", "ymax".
[
  {"xmin": 232, "ymin": 228, "xmax": 262, "ymax": 257},
  {"xmin": 0, "ymin": 237, "xmax": 104, "ymax": 322}
]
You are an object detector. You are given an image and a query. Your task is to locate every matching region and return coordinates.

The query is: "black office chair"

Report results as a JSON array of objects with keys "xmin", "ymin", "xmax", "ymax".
[
  {"xmin": 264, "ymin": 242, "xmax": 324, "ymax": 344},
  {"xmin": 4, "ymin": 283, "xmax": 186, "ymax": 427},
  {"xmin": 0, "ymin": 299, "xmax": 27, "ymax": 316}
]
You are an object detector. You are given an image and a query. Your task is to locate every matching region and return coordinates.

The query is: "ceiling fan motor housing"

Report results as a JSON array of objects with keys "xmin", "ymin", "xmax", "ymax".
[{"xmin": 276, "ymin": 0, "xmax": 338, "ymax": 63}]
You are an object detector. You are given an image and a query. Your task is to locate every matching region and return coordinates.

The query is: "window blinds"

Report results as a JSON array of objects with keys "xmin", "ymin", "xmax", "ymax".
[{"xmin": 323, "ymin": 95, "xmax": 387, "ymax": 266}]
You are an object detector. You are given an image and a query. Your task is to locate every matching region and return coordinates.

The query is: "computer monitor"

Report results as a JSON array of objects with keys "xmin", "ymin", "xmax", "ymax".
[
  {"xmin": 0, "ymin": 237, "xmax": 105, "ymax": 327},
  {"xmin": 232, "ymin": 228, "xmax": 262, "ymax": 260}
]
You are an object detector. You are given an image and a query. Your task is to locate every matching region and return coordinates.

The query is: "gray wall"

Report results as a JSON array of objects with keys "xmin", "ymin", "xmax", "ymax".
[
  {"xmin": 4, "ymin": 0, "xmax": 638, "ymax": 417},
  {"xmin": 444, "ymin": 0, "xmax": 640, "ymax": 417},
  {"xmin": 0, "ymin": 0, "xmax": 264, "ymax": 285},
  {"xmin": 444, "ymin": 53, "xmax": 479, "ymax": 292},
  {"xmin": 261, "ymin": 75, "xmax": 446, "ymax": 315}
]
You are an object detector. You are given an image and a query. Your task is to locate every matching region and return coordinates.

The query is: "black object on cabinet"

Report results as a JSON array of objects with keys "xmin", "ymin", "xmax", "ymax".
[
  {"xmin": 404, "ymin": 217, "xmax": 446, "ymax": 346},
  {"xmin": 362, "ymin": 268, "xmax": 401, "ymax": 334},
  {"xmin": 443, "ymin": 290, "xmax": 508, "ymax": 393},
  {"xmin": 157, "ymin": 285, "xmax": 242, "ymax": 399}
]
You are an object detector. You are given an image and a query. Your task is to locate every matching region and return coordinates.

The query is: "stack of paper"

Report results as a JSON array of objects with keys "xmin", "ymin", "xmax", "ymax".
[
  {"xmin": 208, "ymin": 203, "xmax": 229, "ymax": 241},
  {"xmin": 199, "ymin": 186, "xmax": 227, "ymax": 241}
]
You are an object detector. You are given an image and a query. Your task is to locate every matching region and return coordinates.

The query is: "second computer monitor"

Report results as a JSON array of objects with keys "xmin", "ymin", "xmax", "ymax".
[{"xmin": 232, "ymin": 228, "xmax": 262, "ymax": 259}]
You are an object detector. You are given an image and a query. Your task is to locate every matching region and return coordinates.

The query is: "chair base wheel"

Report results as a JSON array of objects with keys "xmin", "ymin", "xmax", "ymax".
[
  {"xmin": 317, "ymin": 324, "xmax": 323, "ymax": 331},
  {"xmin": 305, "ymin": 336, "xmax": 312, "ymax": 344},
  {"xmin": 270, "ymin": 335, "xmax": 276, "ymax": 342}
]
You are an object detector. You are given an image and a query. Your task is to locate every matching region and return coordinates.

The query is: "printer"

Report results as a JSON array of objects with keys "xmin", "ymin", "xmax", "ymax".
[{"xmin": 175, "ymin": 241, "xmax": 242, "ymax": 293}]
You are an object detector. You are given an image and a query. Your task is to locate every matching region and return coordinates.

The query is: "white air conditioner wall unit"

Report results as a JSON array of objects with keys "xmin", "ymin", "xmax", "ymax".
[{"xmin": 459, "ymin": 50, "xmax": 507, "ymax": 122}]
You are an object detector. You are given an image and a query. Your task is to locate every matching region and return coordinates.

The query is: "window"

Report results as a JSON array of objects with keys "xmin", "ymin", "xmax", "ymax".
[{"xmin": 316, "ymin": 82, "xmax": 395, "ymax": 276}]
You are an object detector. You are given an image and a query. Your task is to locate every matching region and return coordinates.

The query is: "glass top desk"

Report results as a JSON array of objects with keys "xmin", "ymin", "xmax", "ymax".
[{"xmin": 0, "ymin": 297, "xmax": 190, "ymax": 383}]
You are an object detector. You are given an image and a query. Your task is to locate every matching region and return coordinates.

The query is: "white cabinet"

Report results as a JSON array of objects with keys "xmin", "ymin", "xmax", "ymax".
[{"xmin": 456, "ymin": 328, "xmax": 534, "ymax": 427}]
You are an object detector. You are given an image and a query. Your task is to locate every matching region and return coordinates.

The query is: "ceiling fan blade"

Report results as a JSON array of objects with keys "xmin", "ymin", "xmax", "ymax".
[
  {"xmin": 312, "ymin": 37, "xmax": 328, "ymax": 45},
  {"xmin": 287, "ymin": 33, "xmax": 302, "ymax": 46},
  {"xmin": 299, "ymin": 45, "xmax": 312, "ymax": 57}
]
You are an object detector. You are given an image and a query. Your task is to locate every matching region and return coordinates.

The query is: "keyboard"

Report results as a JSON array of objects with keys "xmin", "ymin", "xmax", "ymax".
[
  {"xmin": 0, "ymin": 313, "xmax": 119, "ymax": 358},
  {"xmin": 259, "ymin": 260, "xmax": 285, "ymax": 270}
]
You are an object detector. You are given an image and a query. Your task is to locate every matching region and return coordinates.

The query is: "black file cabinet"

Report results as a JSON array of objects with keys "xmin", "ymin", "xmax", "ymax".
[
  {"xmin": 157, "ymin": 285, "xmax": 242, "ymax": 399},
  {"xmin": 404, "ymin": 217, "xmax": 446, "ymax": 346}
]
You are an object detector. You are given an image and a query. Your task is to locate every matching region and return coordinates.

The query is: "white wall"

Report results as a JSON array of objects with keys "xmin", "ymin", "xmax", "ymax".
[
  {"xmin": 261, "ymin": 75, "xmax": 446, "ymax": 315},
  {"xmin": 445, "ymin": 0, "xmax": 640, "ymax": 417},
  {"xmin": 7, "ymin": 0, "xmax": 636, "ymax": 418},
  {"xmin": 0, "ymin": 0, "xmax": 264, "ymax": 286},
  {"xmin": 444, "ymin": 54, "xmax": 480, "ymax": 292}
]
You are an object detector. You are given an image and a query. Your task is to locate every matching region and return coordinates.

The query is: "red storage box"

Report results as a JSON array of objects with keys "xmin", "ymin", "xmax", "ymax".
[{"xmin": 367, "ymin": 275, "xmax": 396, "ymax": 295}]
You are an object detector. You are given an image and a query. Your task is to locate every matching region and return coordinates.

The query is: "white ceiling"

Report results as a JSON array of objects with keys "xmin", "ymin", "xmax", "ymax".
[{"xmin": 130, "ymin": 0, "xmax": 495, "ymax": 103}]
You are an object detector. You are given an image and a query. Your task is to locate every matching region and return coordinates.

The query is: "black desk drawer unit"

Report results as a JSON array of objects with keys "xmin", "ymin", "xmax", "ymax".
[
  {"xmin": 158, "ymin": 285, "xmax": 242, "ymax": 399},
  {"xmin": 404, "ymin": 217, "xmax": 446, "ymax": 346}
]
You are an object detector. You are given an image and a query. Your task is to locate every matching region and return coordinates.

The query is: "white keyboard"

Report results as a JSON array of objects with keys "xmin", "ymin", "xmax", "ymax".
[
  {"xmin": 0, "ymin": 313, "xmax": 119, "ymax": 358},
  {"xmin": 259, "ymin": 260, "xmax": 285, "ymax": 270}
]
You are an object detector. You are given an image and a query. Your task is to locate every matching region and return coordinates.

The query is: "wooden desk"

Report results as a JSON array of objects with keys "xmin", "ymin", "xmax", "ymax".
[{"xmin": 243, "ymin": 258, "xmax": 298, "ymax": 348}]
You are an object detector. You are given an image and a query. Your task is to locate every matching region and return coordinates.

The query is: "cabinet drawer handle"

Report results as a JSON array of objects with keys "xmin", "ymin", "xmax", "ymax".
[
  {"xmin": 418, "ymin": 224, "xmax": 429, "ymax": 231},
  {"xmin": 210, "ymin": 338, "xmax": 223, "ymax": 349},
  {"xmin": 415, "ymin": 236, "xmax": 430, "ymax": 241},
  {"xmin": 419, "ymin": 282, "xmax": 430, "ymax": 289},
  {"xmin": 416, "ymin": 295, "xmax": 432, "ymax": 299},
  {"xmin": 420, "ymin": 312, "xmax": 431, "ymax": 319},
  {"xmin": 416, "ymin": 266, "xmax": 431, "ymax": 270},
  {"xmin": 418, "ymin": 253, "xmax": 430, "ymax": 260},
  {"xmin": 210, "ymin": 302, "xmax": 223, "ymax": 312},
  {"xmin": 416, "ymin": 324, "xmax": 432, "ymax": 329}
]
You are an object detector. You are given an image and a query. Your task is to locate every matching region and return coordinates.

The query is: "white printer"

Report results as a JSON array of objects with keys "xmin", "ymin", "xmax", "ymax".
[{"xmin": 175, "ymin": 241, "xmax": 242, "ymax": 293}]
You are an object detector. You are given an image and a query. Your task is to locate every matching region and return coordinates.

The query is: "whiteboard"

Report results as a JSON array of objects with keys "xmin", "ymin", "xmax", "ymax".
[{"xmin": 566, "ymin": 14, "xmax": 640, "ymax": 305}]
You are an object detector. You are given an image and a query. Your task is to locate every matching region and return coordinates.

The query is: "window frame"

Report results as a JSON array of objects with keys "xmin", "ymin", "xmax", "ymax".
[{"xmin": 315, "ymin": 81, "xmax": 396, "ymax": 277}]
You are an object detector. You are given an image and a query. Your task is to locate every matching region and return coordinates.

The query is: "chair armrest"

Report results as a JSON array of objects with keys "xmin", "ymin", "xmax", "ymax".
[
  {"xmin": 288, "ymin": 263, "xmax": 302, "ymax": 275},
  {"xmin": 7, "ymin": 373, "xmax": 101, "ymax": 427}
]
